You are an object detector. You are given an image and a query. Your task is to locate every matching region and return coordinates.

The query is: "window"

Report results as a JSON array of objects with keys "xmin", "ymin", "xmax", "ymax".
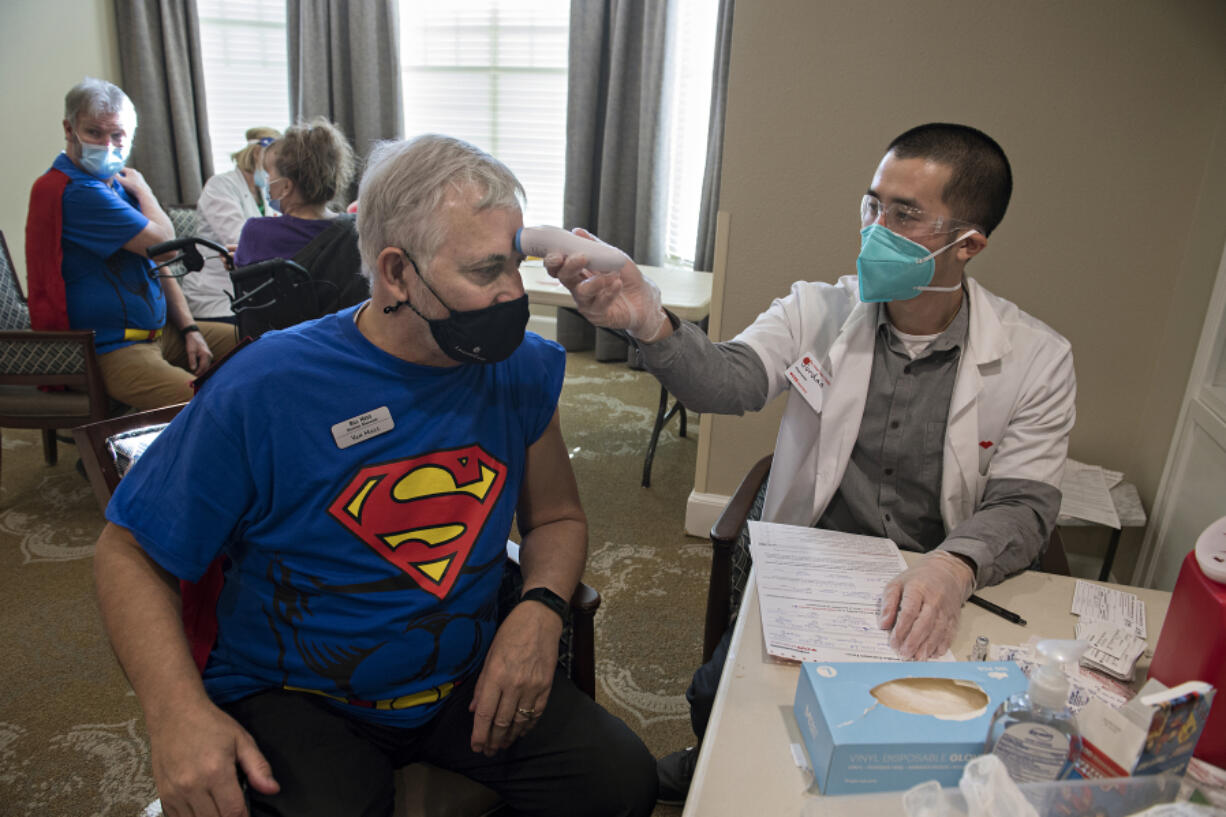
[
  {"xmin": 399, "ymin": 0, "xmax": 569, "ymax": 229},
  {"xmin": 661, "ymin": 0, "xmax": 718, "ymax": 268},
  {"xmin": 195, "ymin": 0, "xmax": 716, "ymax": 268},
  {"xmin": 197, "ymin": 0, "xmax": 291, "ymax": 177}
]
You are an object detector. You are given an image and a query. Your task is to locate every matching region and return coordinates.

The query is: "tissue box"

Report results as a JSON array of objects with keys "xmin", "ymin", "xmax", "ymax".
[{"xmin": 793, "ymin": 660, "xmax": 1028, "ymax": 795}]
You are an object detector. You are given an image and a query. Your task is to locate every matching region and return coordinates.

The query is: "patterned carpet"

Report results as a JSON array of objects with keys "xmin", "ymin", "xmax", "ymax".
[{"xmin": 0, "ymin": 347, "xmax": 707, "ymax": 816}]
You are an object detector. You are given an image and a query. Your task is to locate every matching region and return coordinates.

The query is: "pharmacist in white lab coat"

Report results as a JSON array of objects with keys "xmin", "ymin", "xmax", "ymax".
[{"xmin": 546, "ymin": 123, "xmax": 1076, "ymax": 805}]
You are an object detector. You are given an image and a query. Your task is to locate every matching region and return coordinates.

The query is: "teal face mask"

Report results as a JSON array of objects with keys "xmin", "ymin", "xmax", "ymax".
[{"xmin": 856, "ymin": 224, "xmax": 978, "ymax": 303}]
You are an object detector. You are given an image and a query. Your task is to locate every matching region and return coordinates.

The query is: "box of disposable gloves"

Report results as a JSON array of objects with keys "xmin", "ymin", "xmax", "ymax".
[{"xmin": 794, "ymin": 660, "xmax": 1028, "ymax": 795}]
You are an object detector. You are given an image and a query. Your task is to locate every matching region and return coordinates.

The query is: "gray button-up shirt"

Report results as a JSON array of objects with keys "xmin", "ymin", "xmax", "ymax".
[{"xmin": 817, "ymin": 298, "xmax": 968, "ymax": 551}]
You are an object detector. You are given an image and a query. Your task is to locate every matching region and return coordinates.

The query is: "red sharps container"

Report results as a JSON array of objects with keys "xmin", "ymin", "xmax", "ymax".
[{"xmin": 1148, "ymin": 515, "xmax": 1226, "ymax": 768}]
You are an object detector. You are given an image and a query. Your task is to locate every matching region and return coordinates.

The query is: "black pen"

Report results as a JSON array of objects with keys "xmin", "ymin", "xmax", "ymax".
[{"xmin": 968, "ymin": 594, "xmax": 1027, "ymax": 626}]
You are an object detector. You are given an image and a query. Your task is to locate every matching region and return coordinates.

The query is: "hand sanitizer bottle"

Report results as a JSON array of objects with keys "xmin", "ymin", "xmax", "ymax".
[
  {"xmin": 984, "ymin": 639, "xmax": 1088, "ymax": 783},
  {"xmin": 515, "ymin": 226, "xmax": 630, "ymax": 272}
]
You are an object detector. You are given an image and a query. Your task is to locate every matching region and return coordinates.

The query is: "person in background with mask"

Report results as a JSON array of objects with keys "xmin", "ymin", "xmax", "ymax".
[
  {"xmin": 25, "ymin": 77, "xmax": 238, "ymax": 410},
  {"xmin": 93, "ymin": 133, "xmax": 657, "ymax": 817},
  {"xmin": 545, "ymin": 123, "xmax": 1076, "ymax": 805},
  {"xmin": 232, "ymin": 117, "xmax": 367, "ymax": 329},
  {"xmin": 180, "ymin": 126, "xmax": 281, "ymax": 324}
]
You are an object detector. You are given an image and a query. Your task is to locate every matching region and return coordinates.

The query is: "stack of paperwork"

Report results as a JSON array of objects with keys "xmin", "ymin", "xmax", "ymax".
[
  {"xmin": 1071, "ymin": 579, "xmax": 1149, "ymax": 681},
  {"xmin": 748, "ymin": 521, "xmax": 954, "ymax": 663}
]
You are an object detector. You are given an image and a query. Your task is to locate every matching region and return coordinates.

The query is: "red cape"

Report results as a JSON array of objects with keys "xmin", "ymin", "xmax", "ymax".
[{"xmin": 25, "ymin": 168, "xmax": 71, "ymax": 330}]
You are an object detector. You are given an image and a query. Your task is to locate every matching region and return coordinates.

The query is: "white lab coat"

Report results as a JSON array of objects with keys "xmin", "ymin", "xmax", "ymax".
[
  {"xmin": 180, "ymin": 168, "xmax": 266, "ymax": 319},
  {"xmin": 735, "ymin": 275, "xmax": 1076, "ymax": 532}
]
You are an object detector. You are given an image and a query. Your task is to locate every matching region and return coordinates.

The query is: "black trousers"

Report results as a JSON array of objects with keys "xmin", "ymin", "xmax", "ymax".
[
  {"xmin": 221, "ymin": 669, "xmax": 656, "ymax": 817},
  {"xmin": 685, "ymin": 628, "xmax": 732, "ymax": 741}
]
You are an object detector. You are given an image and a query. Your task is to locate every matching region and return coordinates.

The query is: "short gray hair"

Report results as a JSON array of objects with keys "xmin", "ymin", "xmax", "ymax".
[
  {"xmin": 356, "ymin": 134, "xmax": 524, "ymax": 281},
  {"xmin": 64, "ymin": 77, "xmax": 137, "ymax": 131}
]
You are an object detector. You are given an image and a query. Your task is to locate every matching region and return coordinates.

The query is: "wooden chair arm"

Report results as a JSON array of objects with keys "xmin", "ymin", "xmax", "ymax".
[
  {"xmin": 0, "ymin": 329, "xmax": 97, "ymax": 343},
  {"xmin": 704, "ymin": 454, "xmax": 772, "ymax": 663},
  {"xmin": 568, "ymin": 589, "xmax": 599, "ymax": 700},
  {"xmin": 709, "ymin": 454, "xmax": 773, "ymax": 547},
  {"xmin": 504, "ymin": 540, "xmax": 602, "ymax": 699}
]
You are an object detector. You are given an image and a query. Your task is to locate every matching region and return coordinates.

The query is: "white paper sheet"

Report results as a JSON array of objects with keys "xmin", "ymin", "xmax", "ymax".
[
  {"xmin": 1066, "ymin": 457, "xmax": 1125, "ymax": 490},
  {"xmin": 748, "ymin": 521, "xmax": 954, "ymax": 663},
  {"xmin": 1059, "ymin": 459, "xmax": 1121, "ymax": 528},
  {"xmin": 1071, "ymin": 580, "xmax": 1147, "ymax": 638}
]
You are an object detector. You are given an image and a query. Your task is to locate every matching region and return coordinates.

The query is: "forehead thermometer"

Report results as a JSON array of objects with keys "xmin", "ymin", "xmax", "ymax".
[{"xmin": 515, "ymin": 226, "xmax": 630, "ymax": 273}]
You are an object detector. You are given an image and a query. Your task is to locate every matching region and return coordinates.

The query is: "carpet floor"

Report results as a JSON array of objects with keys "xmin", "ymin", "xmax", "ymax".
[{"xmin": 0, "ymin": 348, "xmax": 706, "ymax": 817}]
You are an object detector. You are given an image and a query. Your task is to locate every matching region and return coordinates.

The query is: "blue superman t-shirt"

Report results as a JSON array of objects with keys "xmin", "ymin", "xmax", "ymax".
[{"xmin": 107, "ymin": 304, "xmax": 565, "ymax": 725}]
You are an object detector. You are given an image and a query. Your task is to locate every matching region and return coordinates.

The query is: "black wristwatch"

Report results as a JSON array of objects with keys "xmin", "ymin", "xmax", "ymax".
[{"xmin": 519, "ymin": 586, "xmax": 570, "ymax": 624}]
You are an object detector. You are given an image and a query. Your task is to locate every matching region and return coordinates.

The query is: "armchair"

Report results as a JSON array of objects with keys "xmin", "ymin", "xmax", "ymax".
[{"xmin": 0, "ymin": 229, "xmax": 109, "ymax": 492}]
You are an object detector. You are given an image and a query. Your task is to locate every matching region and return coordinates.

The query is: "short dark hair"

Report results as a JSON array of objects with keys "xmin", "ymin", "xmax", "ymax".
[{"xmin": 887, "ymin": 123, "xmax": 1012, "ymax": 236}]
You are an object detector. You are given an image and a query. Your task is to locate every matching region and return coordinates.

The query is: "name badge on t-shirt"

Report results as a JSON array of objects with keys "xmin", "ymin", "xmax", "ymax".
[
  {"xmin": 784, "ymin": 354, "xmax": 832, "ymax": 414},
  {"xmin": 332, "ymin": 406, "xmax": 395, "ymax": 449}
]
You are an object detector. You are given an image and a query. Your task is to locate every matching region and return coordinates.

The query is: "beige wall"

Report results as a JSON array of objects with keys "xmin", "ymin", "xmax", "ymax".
[
  {"xmin": 1, "ymin": 0, "xmax": 120, "ymax": 287},
  {"xmin": 697, "ymin": 1, "xmax": 1226, "ymax": 569}
]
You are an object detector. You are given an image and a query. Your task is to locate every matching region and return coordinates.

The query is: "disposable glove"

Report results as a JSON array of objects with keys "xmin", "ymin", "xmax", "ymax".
[
  {"xmin": 543, "ymin": 229, "xmax": 666, "ymax": 341},
  {"xmin": 878, "ymin": 550, "xmax": 975, "ymax": 660}
]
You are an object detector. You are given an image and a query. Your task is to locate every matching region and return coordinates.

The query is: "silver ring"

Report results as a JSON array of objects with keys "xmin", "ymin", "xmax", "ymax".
[{"xmin": 516, "ymin": 707, "xmax": 539, "ymax": 720}]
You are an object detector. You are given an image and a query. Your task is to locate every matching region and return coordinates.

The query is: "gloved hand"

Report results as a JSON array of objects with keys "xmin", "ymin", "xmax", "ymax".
[
  {"xmin": 543, "ymin": 229, "xmax": 666, "ymax": 341},
  {"xmin": 878, "ymin": 550, "xmax": 975, "ymax": 660}
]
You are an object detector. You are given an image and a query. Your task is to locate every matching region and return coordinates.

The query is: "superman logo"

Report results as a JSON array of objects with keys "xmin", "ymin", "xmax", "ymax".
[{"xmin": 327, "ymin": 445, "xmax": 507, "ymax": 600}]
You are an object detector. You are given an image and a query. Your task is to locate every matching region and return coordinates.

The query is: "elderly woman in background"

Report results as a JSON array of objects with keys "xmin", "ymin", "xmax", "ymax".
[
  {"xmin": 181, "ymin": 126, "xmax": 281, "ymax": 324},
  {"xmin": 233, "ymin": 117, "xmax": 367, "ymax": 329}
]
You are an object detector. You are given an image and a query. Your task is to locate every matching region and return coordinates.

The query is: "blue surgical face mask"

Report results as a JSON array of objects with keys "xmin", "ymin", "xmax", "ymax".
[
  {"xmin": 264, "ymin": 173, "xmax": 287, "ymax": 214},
  {"xmin": 76, "ymin": 135, "xmax": 128, "ymax": 179},
  {"xmin": 253, "ymin": 167, "xmax": 274, "ymax": 211},
  {"xmin": 856, "ymin": 224, "xmax": 978, "ymax": 303}
]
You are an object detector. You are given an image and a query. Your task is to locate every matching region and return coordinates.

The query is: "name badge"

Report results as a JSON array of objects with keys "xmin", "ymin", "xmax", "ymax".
[
  {"xmin": 332, "ymin": 406, "xmax": 395, "ymax": 449},
  {"xmin": 784, "ymin": 354, "xmax": 832, "ymax": 414}
]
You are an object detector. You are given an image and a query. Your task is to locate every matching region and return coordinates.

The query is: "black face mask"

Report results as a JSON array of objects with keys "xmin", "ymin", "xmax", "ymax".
[{"xmin": 385, "ymin": 250, "xmax": 529, "ymax": 364}]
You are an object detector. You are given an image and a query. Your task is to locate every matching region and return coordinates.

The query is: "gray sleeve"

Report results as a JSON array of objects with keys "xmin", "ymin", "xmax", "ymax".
[
  {"xmin": 634, "ymin": 317, "xmax": 771, "ymax": 415},
  {"xmin": 938, "ymin": 477, "xmax": 1062, "ymax": 588}
]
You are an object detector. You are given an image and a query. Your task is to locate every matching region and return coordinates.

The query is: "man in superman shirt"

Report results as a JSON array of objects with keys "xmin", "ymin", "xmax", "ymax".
[
  {"xmin": 25, "ymin": 78, "xmax": 236, "ymax": 409},
  {"xmin": 93, "ymin": 135, "xmax": 656, "ymax": 817}
]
